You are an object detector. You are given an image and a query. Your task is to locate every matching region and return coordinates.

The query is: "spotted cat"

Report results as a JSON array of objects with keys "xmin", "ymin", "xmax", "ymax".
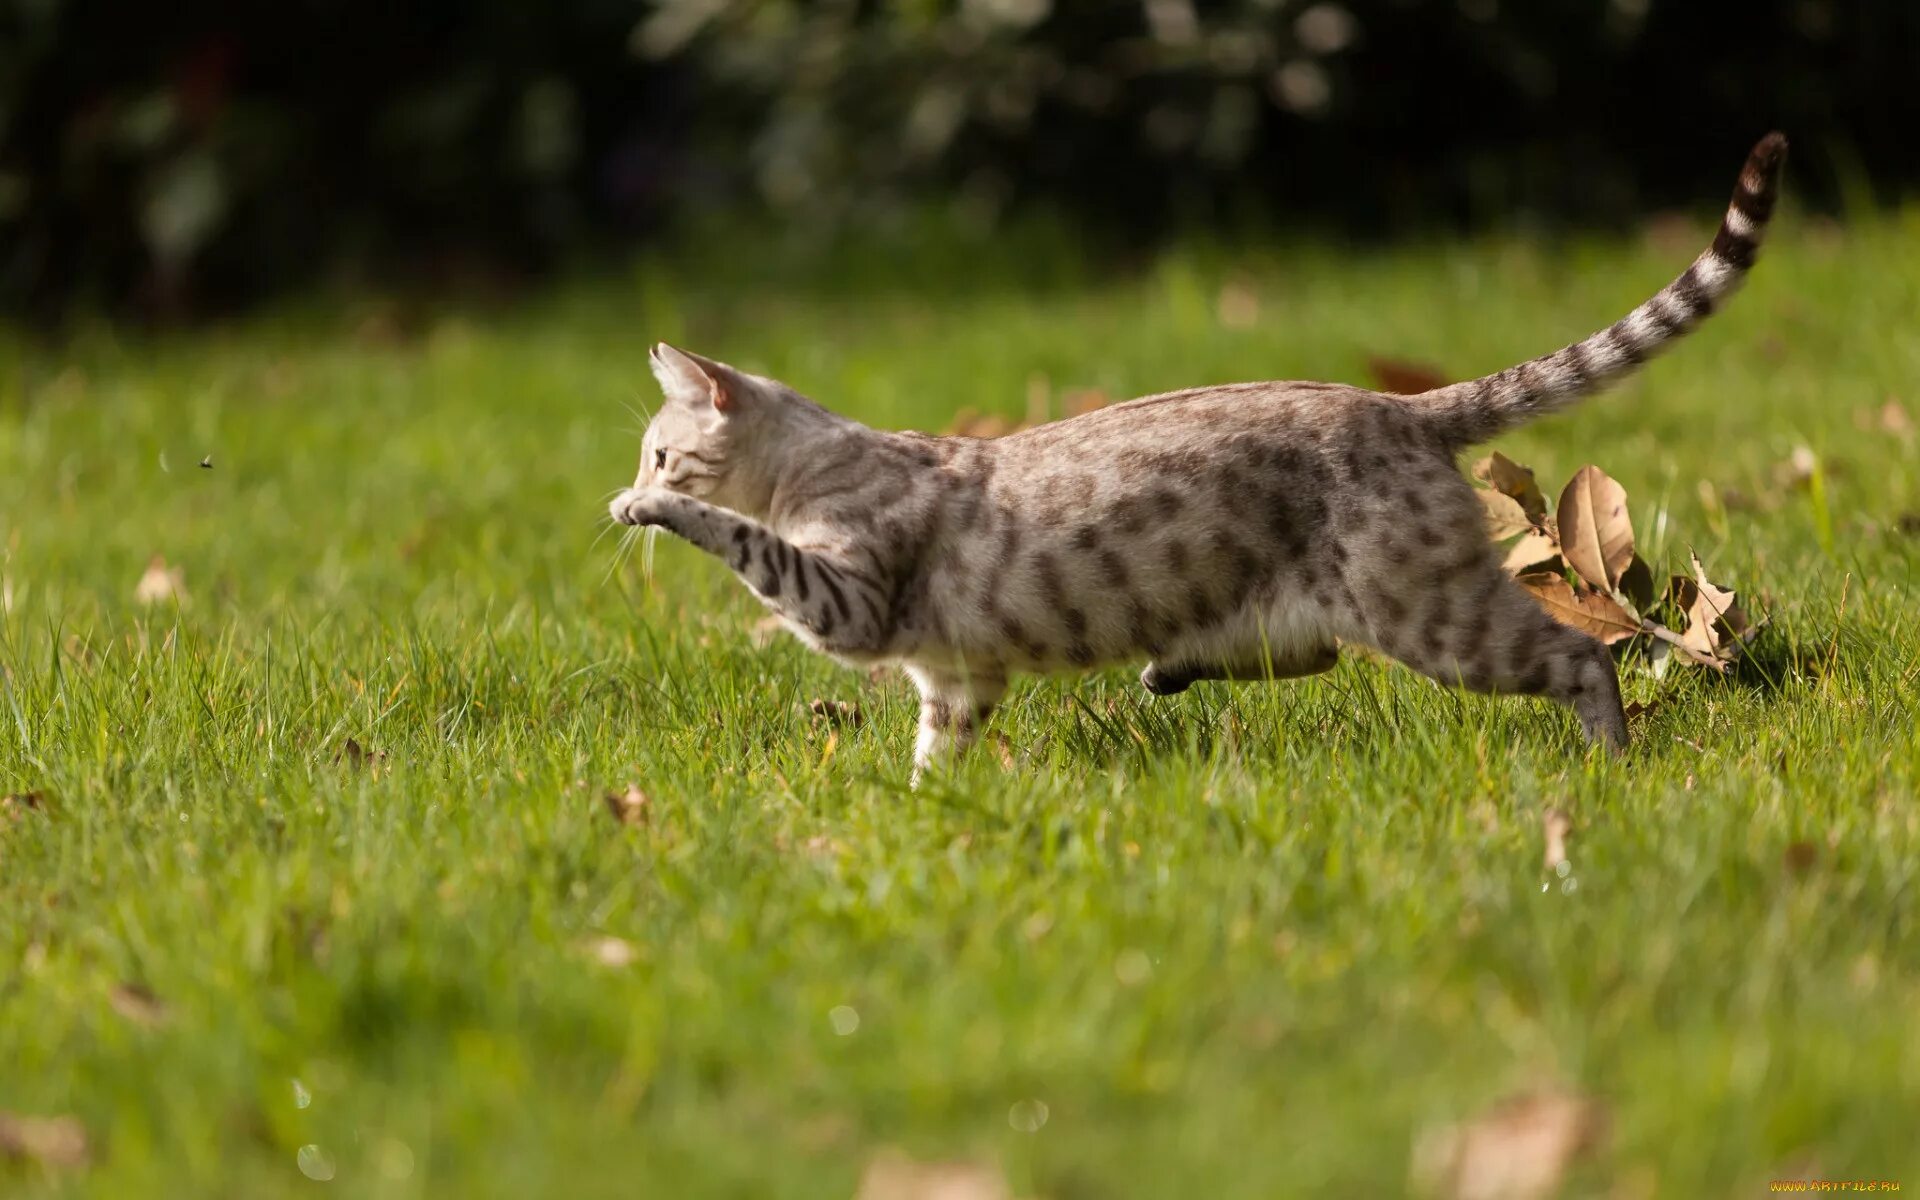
[{"xmin": 612, "ymin": 133, "xmax": 1787, "ymax": 779}]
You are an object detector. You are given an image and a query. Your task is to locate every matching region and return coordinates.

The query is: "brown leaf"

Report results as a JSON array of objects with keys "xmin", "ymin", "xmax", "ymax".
[
  {"xmin": 1062, "ymin": 388, "xmax": 1110, "ymax": 417},
  {"xmin": 1517, "ymin": 575, "xmax": 1640, "ymax": 645},
  {"xmin": 1472, "ymin": 452, "xmax": 1548, "ymax": 522},
  {"xmin": 2, "ymin": 791, "xmax": 46, "ymax": 821},
  {"xmin": 1555, "ymin": 466, "xmax": 1634, "ymax": 592},
  {"xmin": 109, "ymin": 982, "xmax": 170, "ymax": 1028},
  {"xmin": 1879, "ymin": 398, "xmax": 1913, "ymax": 441},
  {"xmin": 807, "ymin": 698, "xmax": 863, "ymax": 729},
  {"xmin": 1411, "ymin": 1090, "xmax": 1608, "ymax": 1200},
  {"xmin": 584, "ymin": 935, "xmax": 637, "ymax": 968},
  {"xmin": 1216, "ymin": 280, "xmax": 1260, "ymax": 329},
  {"xmin": 602, "ymin": 786, "xmax": 649, "ymax": 826},
  {"xmin": 134, "ymin": 555, "xmax": 185, "ymax": 605},
  {"xmin": 336, "ymin": 738, "xmax": 389, "ymax": 773},
  {"xmin": 1674, "ymin": 553, "xmax": 1754, "ymax": 662},
  {"xmin": 1476, "ymin": 490, "xmax": 1533, "ymax": 541},
  {"xmin": 0, "ymin": 1111, "xmax": 91, "ymax": 1169},
  {"xmin": 856, "ymin": 1150, "xmax": 1010, "ymax": 1200},
  {"xmin": 1622, "ymin": 699, "xmax": 1658, "ymax": 721},
  {"xmin": 1501, "ymin": 532, "xmax": 1560, "ymax": 577},
  {"xmin": 1782, "ymin": 841, "xmax": 1819, "ymax": 876},
  {"xmin": 1367, "ymin": 355, "xmax": 1449, "ymax": 395},
  {"xmin": 1616, "ymin": 555, "xmax": 1655, "ymax": 615},
  {"xmin": 1542, "ymin": 809, "xmax": 1571, "ymax": 872}
]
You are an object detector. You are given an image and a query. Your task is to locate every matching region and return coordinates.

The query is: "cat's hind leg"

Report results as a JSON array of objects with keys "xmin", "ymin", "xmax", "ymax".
[
  {"xmin": 1141, "ymin": 640, "xmax": 1339, "ymax": 696},
  {"xmin": 904, "ymin": 663, "xmax": 1008, "ymax": 786},
  {"xmin": 1362, "ymin": 560, "xmax": 1628, "ymax": 750}
]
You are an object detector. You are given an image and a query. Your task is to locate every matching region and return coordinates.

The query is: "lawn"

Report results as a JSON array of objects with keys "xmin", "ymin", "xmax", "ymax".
[{"xmin": 3, "ymin": 208, "xmax": 1919, "ymax": 1199}]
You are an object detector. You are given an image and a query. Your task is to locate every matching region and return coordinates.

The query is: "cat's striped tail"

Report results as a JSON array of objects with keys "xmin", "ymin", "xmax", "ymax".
[{"xmin": 1414, "ymin": 132, "xmax": 1788, "ymax": 447}]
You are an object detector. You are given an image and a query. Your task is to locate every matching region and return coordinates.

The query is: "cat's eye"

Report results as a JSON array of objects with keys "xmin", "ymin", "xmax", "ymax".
[{"xmin": 654, "ymin": 449, "xmax": 668, "ymax": 470}]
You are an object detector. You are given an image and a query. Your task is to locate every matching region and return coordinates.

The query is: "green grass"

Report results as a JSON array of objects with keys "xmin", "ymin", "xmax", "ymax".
[{"xmin": 4, "ymin": 208, "xmax": 1920, "ymax": 1199}]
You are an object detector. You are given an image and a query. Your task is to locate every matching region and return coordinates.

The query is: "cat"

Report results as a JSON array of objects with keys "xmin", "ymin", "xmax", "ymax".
[{"xmin": 611, "ymin": 133, "xmax": 1786, "ymax": 781}]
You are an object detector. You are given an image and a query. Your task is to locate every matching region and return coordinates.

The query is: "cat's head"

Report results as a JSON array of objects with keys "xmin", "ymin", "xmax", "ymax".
[{"xmin": 634, "ymin": 344, "xmax": 806, "ymax": 516}]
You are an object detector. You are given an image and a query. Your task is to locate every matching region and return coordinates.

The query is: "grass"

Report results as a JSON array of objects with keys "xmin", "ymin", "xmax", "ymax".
[{"xmin": 3, "ymin": 206, "xmax": 1920, "ymax": 1199}]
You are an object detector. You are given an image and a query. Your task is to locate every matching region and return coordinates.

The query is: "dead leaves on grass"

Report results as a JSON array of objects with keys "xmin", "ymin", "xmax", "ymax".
[
  {"xmin": 134, "ymin": 555, "xmax": 185, "ymax": 605},
  {"xmin": 856, "ymin": 1150, "xmax": 1011, "ymax": 1200},
  {"xmin": 1469, "ymin": 456, "xmax": 1763, "ymax": 674},
  {"xmin": 1412, "ymin": 1089, "xmax": 1608, "ymax": 1200},
  {"xmin": 0, "ymin": 1111, "xmax": 92, "ymax": 1170},
  {"xmin": 602, "ymin": 785, "xmax": 650, "ymax": 826}
]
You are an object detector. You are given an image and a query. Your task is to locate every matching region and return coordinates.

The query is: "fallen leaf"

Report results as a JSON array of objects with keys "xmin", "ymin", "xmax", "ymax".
[
  {"xmin": 1062, "ymin": 388, "xmax": 1111, "ymax": 417},
  {"xmin": 1501, "ymin": 531, "xmax": 1560, "ymax": 576},
  {"xmin": 109, "ymin": 982, "xmax": 170, "ymax": 1028},
  {"xmin": 1782, "ymin": 841, "xmax": 1819, "ymax": 876},
  {"xmin": 1542, "ymin": 809, "xmax": 1571, "ymax": 872},
  {"xmin": 989, "ymin": 732, "xmax": 1017, "ymax": 770},
  {"xmin": 2, "ymin": 791, "xmax": 46, "ymax": 821},
  {"xmin": 1672, "ymin": 553, "xmax": 1754, "ymax": 662},
  {"xmin": 1368, "ymin": 355, "xmax": 1449, "ymax": 395},
  {"xmin": 1622, "ymin": 699, "xmax": 1658, "ymax": 721},
  {"xmin": 1616, "ymin": 555, "xmax": 1655, "ymax": 615},
  {"xmin": 1476, "ymin": 490, "xmax": 1533, "ymax": 541},
  {"xmin": 602, "ymin": 786, "xmax": 649, "ymax": 826},
  {"xmin": 198, "ymin": 455, "xmax": 212, "ymax": 469},
  {"xmin": 336, "ymin": 738, "xmax": 389, "ymax": 773},
  {"xmin": 807, "ymin": 698, "xmax": 863, "ymax": 729},
  {"xmin": 134, "ymin": 555, "xmax": 185, "ymax": 605},
  {"xmin": 0, "ymin": 1111, "xmax": 91, "ymax": 1169},
  {"xmin": 1517, "ymin": 575, "xmax": 1640, "ymax": 645},
  {"xmin": 856, "ymin": 1149, "xmax": 1010, "ymax": 1200},
  {"xmin": 1411, "ymin": 1089, "xmax": 1608, "ymax": 1200},
  {"xmin": 1472, "ymin": 452, "xmax": 1548, "ymax": 521},
  {"xmin": 584, "ymin": 935, "xmax": 637, "ymax": 968},
  {"xmin": 748, "ymin": 614, "xmax": 787, "ymax": 648},
  {"xmin": 1879, "ymin": 398, "xmax": 1913, "ymax": 440},
  {"xmin": 1217, "ymin": 280, "xmax": 1260, "ymax": 329},
  {"xmin": 1555, "ymin": 466, "xmax": 1634, "ymax": 593},
  {"xmin": 1773, "ymin": 444, "xmax": 1818, "ymax": 490}
]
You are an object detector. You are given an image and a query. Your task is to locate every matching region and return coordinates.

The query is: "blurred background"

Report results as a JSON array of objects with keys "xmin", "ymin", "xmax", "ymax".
[{"xmin": 2, "ymin": 0, "xmax": 1917, "ymax": 321}]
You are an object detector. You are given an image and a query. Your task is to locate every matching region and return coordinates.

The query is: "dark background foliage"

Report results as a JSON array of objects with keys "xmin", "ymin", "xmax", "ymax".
[{"xmin": 3, "ymin": 0, "xmax": 1916, "ymax": 317}]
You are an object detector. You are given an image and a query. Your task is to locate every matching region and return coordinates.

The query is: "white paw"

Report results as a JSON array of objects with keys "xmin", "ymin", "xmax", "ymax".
[{"xmin": 610, "ymin": 488, "xmax": 672, "ymax": 527}]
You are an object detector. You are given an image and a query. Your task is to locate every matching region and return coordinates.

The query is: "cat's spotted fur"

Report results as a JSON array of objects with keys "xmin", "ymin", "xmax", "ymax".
[{"xmin": 613, "ymin": 134, "xmax": 1787, "ymax": 779}]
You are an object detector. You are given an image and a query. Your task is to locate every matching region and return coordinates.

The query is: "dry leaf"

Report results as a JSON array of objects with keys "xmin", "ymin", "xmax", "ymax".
[
  {"xmin": 134, "ymin": 555, "xmax": 185, "ymax": 605},
  {"xmin": 1411, "ymin": 1090, "xmax": 1607, "ymax": 1200},
  {"xmin": 856, "ymin": 1150, "xmax": 1010, "ymax": 1200},
  {"xmin": 1782, "ymin": 841, "xmax": 1819, "ymax": 876},
  {"xmin": 1555, "ymin": 466, "xmax": 1634, "ymax": 593},
  {"xmin": 1517, "ymin": 575, "xmax": 1640, "ymax": 645},
  {"xmin": 585, "ymin": 935, "xmax": 637, "ymax": 968},
  {"xmin": 1879, "ymin": 398, "xmax": 1913, "ymax": 440},
  {"xmin": 1367, "ymin": 355, "xmax": 1449, "ymax": 395},
  {"xmin": 807, "ymin": 698, "xmax": 863, "ymax": 729},
  {"xmin": 1502, "ymin": 532, "xmax": 1560, "ymax": 576},
  {"xmin": 1062, "ymin": 388, "xmax": 1110, "ymax": 417},
  {"xmin": 748, "ymin": 614, "xmax": 787, "ymax": 648},
  {"xmin": 0, "ymin": 1111, "xmax": 91, "ymax": 1169},
  {"xmin": 109, "ymin": 982, "xmax": 170, "ymax": 1028},
  {"xmin": 1672, "ymin": 553, "xmax": 1754, "ymax": 662},
  {"xmin": 1622, "ymin": 699, "xmax": 1658, "ymax": 720},
  {"xmin": 337, "ymin": 738, "xmax": 388, "ymax": 773},
  {"xmin": 1472, "ymin": 453, "xmax": 1548, "ymax": 522},
  {"xmin": 1476, "ymin": 490, "xmax": 1533, "ymax": 541},
  {"xmin": 2, "ymin": 791, "xmax": 46, "ymax": 821},
  {"xmin": 603, "ymin": 786, "xmax": 649, "ymax": 826},
  {"xmin": 1216, "ymin": 281, "xmax": 1260, "ymax": 329},
  {"xmin": 1541, "ymin": 809, "xmax": 1571, "ymax": 872},
  {"xmin": 1616, "ymin": 555, "xmax": 1655, "ymax": 615}
]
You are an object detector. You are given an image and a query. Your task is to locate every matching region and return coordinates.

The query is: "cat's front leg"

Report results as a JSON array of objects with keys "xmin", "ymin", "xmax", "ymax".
[
  {"xmin": 612, "ymin": 488, "xmax": 892, "ymax": 655},
  {"xmin": 903, "ymin": 664, "xmax": 1007, "ymax": 788}
]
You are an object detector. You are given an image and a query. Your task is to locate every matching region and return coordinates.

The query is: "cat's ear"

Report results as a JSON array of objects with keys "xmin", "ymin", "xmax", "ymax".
[{"xmin": 650, "ymin": 343, "xmax": 740, "ymax": 414}]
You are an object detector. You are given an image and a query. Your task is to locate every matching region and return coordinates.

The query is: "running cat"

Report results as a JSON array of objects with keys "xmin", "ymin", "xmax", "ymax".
[{"xmin": 611, "ymin": 134, "xmax": 1787, "ymax": 779}]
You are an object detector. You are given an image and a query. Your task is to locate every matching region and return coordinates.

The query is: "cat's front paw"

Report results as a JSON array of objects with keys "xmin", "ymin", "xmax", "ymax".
[{"xmin": 610, "ymin": 487, "xmax": 677, "ymax": 527}]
